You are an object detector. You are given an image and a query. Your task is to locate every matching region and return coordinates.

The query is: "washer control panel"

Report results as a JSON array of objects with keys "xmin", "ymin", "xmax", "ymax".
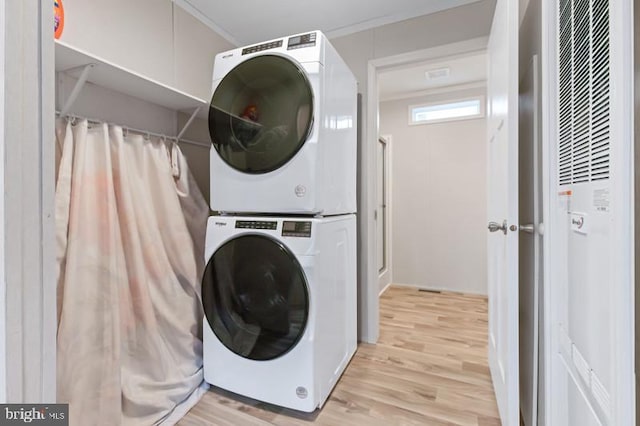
[
  {"xmin": 235, "ymin": 220, "xmax": 277, "ymax": 230},
  {"xmin": 282, "ymin": 221, "xmax": 312, "ymax": 238},
  {"xmin": 287, "ymin": 32, "xmax": 317, "ymax": 50}
]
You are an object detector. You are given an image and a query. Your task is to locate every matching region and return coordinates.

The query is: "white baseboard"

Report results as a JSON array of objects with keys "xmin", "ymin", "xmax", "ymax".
[
  {"xmin": 392, "ymin": 282, "xmax": 488, "ymax": 297},
  {"xmin": 378, "ymin": 282, "xmax": 392, "ymax": 296}
]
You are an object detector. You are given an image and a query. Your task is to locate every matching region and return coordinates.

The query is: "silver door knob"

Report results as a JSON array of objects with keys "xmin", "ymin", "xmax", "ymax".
[{"xmin": 488, "ymin": 220, "xmax": 508, "ymax": 235}]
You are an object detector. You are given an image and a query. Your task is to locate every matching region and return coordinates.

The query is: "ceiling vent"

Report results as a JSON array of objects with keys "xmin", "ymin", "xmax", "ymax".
[{"xmin": 424, "ymin": 67, "xmax": 450, "ymax": 80}]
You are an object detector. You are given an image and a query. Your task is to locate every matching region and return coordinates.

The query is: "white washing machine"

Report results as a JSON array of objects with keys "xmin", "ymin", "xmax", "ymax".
[
  {"xmin": 201, "ymin": 214, "xmax": 357, "ymax": 412},
  {"xmin": 208, "ymin": 31, "xmax": 357, "ymax": 215}
]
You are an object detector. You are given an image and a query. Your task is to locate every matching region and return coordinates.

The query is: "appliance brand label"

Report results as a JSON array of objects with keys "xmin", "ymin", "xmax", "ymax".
[
  {"xmin": 570, "ymin": 212, "xmax": 587, "ymax": 234},
  {"xmin": 214, "ymin": 222, "xmax": 227, "ymax": 226}
]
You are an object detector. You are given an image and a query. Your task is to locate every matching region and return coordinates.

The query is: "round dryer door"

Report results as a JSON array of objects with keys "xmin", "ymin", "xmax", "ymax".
[
  {"xmin": 208, "ymin": 55, "xmax": 314, "ymax": 174},
  {"xmin": 202, "ymin": 235, "xmax": 310, "ymax": 360}
]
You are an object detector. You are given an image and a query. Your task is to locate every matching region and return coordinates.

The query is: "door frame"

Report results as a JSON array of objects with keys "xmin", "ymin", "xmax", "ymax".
[
  {"xmin": 0, "ymin": 0, "xmax": 5, "ymax": 402},
  {"xmin": 518, "ymin": 53, "xmax": 542, "ymax": 426},
  {"xmin": 2, "ymin": 1, "xmax": 56, "ymax": 402},
  {"xmin": 540, "ymin": 0, "xmax": 635, "ymax": 424},
  {"xmin": 377, "ymin": 135, "xmax": 392, "ymax": 295},
  {"xmin": 364, "ymin": 37, "xmax": 490, "ymax": 342}
]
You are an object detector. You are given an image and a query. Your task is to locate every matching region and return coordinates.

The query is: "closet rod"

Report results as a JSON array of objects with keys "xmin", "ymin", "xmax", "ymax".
[{"xmin": 54, "ymin": 111, "xmax": 211, "ymax": 149}]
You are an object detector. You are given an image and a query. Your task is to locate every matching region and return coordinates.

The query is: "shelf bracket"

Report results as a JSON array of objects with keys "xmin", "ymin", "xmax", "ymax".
[
  {"xmin": 176, "ymin": 107, "xmax": 201, "ymax": 141},
  {"xmin": 59, "ymin": 63, "xmax": 96, "ymax": 117}
]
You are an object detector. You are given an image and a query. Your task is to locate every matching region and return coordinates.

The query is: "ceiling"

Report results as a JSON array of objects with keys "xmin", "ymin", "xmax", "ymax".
[
  {"xmin": 176, "ymin": 0, "xmax": 483, "ymax": 46},
  {"xmin": 378, "ymin": 52, "xmax": 487, "ymax": 101}
]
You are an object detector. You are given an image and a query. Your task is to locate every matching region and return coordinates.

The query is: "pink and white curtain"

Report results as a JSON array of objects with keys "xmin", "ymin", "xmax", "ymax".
[{"xmin": 55, "ymin": 118, "xmax": 209, "ymax": 425}]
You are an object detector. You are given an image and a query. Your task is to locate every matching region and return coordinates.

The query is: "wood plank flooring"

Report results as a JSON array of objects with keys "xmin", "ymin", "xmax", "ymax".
[{"xmin": 179, "ymin": 286, "xmax": 501, "ymax": 426}]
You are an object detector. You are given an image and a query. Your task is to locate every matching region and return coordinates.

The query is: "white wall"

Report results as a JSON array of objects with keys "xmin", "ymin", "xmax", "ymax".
[
  {"xmin": 379, "ymin": 88, "xmax": 488, "ymax": 295},
  {"xmin": 56, "ymin": 0, "xmax": 235, "ymax": 201},
  {"xmin": 60, "ymin": 0, "xmax": 233, "ymax": 100},
  {"xmin": 57, "ymin": 74, "xmax": 177, "ymax": 135},
  {"xmin": 331, "ymin": 1, "xmax": 496, "ymax": 85}
]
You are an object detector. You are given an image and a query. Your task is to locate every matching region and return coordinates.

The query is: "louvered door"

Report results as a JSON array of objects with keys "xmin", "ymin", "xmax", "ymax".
[{"xmin": 548, "ymin": 0, "xmax": 634, "ymax": 424}]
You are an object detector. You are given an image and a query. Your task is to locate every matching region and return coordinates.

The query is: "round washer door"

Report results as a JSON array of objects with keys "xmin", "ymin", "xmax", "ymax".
[
  {"xmin": 208, "ymin": 55, "xmax": 314, "ymax": 174},
  {"xmin": 202, "ymin": 234, "xmax": 309, "ymax": 361}
]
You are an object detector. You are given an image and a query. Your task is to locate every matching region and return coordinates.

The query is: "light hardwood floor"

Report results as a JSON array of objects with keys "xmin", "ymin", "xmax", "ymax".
[{"xmin": 179, "ymin": 286, "xmax": 501, "ymax": 426}]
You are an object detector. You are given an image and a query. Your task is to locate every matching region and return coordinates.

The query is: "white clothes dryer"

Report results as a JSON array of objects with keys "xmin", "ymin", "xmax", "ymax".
[
  {"xmin": 201, "ymin": 214, "xmax": 357, "ymax": 412},
  {"xmin": 208, "ymin": 31, "xmax": 357, "ymax": 215}
]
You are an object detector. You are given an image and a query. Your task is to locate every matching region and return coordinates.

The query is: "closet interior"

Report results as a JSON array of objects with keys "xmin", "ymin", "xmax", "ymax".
[{"xmin": 54, "ymin": 31, "xmax": 215, "ymax": 424}]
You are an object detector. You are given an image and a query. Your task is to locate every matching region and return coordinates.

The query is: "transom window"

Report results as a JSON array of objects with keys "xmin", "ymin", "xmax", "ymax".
[{"xmin": 409, "ymin": 98, "xmax": 484, "ymax": 125}]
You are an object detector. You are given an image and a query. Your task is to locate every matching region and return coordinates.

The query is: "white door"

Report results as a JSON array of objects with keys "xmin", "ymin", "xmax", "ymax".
[
  {"xmin": 486, "ymin": 0, "xmax": 519, "ymax": 424},
  {"xmin": 542, "ymin": 0, "xmax": 635, "ymax": 424},
  {"xmin": 377, "ymin": 136, "xmax": 391, "ymax": 293}
]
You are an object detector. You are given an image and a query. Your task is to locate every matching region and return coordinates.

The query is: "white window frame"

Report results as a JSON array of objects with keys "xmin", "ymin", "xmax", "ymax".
[{"xmin": 407, "ymin": 96, "xmax": 485, "ymax": 126}]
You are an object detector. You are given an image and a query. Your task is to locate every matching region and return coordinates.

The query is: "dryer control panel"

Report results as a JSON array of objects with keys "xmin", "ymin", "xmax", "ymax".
[
  {"xmin": 282, "ymin": 221, "xmax": 312, "ymax": 238},
  {"xmin": 287, "ymin": 32, "xmax": 317, "ymax": 50}
]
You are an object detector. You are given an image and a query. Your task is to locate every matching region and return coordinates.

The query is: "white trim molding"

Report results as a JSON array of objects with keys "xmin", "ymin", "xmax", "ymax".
[
  {"xmin": 540, "ymin": 0, "xmax": 555, "ymax": 423},
  {"xmin": 372, "ymin": 37, "xmax": 489, "ymax": 71},
  {"xmin": 380, "ymin": 80, "xmax": 486, "ymax": 103},
  {"xmin": 609, "ymin": 0, "xmax": 635, "ymax": 423},
  {"xmin": 3, "ymin": 0, "xmax": 56, "ymax": 403},
  {"xmin": 0, "ymin": 0, "xmax": 6, "ymax": 404},
  {"xmin": 377, "ymin": 134, "xmax": 392, "ymax": 295}
]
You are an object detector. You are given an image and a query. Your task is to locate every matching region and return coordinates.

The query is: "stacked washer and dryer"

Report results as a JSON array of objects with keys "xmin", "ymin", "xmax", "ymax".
[{"xmin": 201, "ymin": 31, "xmax": 358, "ymax": 412}]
